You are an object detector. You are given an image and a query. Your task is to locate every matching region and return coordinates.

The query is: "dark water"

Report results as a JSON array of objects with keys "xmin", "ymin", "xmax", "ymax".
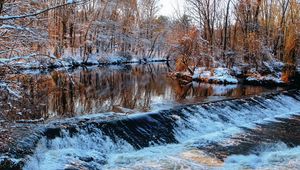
[{"xmin": 0, "ymin": 63, "xmax": 283, "ymax": 122}]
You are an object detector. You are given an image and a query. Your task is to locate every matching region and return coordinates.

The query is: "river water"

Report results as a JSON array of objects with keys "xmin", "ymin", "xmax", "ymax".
[
  {"xmin": 1, "ymin": 63, "xmax": 299, "ymax": 170},
  {"xmin": 0, "ymin": 63, "xmax": 282, "ymax": 122}
]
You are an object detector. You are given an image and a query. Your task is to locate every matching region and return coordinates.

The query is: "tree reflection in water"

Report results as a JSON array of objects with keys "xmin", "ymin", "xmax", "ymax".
[{"xmin": 0, "ymin": 64, "xmax": 282, "ymax": 122}]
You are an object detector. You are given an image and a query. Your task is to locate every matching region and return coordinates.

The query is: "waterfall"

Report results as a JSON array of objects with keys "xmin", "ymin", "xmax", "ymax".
[{"xmin": 18, "ymin": 90, "xmax": 300, "ymax": 169}]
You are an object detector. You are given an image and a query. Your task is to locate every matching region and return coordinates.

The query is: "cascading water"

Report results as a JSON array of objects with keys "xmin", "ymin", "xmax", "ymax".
[{"xmin": 22, "ymin": 90, "xmax": 300, "ymax": 170}]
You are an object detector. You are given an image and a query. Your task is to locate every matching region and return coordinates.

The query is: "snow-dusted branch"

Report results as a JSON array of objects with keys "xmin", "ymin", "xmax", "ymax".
[
  {"xmin": 0, "ymin": 53, "xmax": 39, "ymax": 63},
  {"xmin": 0, "ymin": 82, "xmax": 21, "ymax": 98},
  {"xmin": 0, "ymin": 24, "xmax": 36, "ymax": 34},
  {"xmin": 0, "ymin": 0, "xmax": 87, "ymax": 21}
]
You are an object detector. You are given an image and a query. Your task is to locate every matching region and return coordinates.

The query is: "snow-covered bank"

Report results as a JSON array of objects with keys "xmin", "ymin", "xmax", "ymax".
[
  {"xmin": 0, "ymin": 52, "xmax": 169, "ymax": 70},
  {"xmin": 193, "ymin": 68, "xmax": 238, "ymax": 84},
  {"xmin": 245, "ymin": 72, "xmax": 284, "ymax": 85},
  {"xmin": 170, "ymin": 67, "xmax": 239, "ymax": 85},
  {"xmin": 171, "ymin": 63, "xmax": 298, "ymax": 86}
]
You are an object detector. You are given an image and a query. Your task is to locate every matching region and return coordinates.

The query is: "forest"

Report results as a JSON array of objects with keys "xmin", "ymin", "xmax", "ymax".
[
  {"xmin": 0, "ymin": 0, "xmax": 299, "ymax": 80},
  {"xmin": 0, "ymin": 0, "xmax": 300, "ymax": 170}
]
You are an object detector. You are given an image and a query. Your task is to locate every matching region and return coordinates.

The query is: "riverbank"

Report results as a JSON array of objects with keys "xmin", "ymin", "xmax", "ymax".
[
  {"xmin": 0, "ymin": 54, "xmax": 170, "ymax": 71},
  {"xmin": 170, "ymin": 64, "xmax": 300, "ymax": 87}
]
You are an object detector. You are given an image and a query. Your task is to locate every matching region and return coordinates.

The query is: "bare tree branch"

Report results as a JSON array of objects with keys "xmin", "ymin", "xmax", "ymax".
[{"xmin": 0, "ymin": 0, "xmax": 88, "ymax": 21}]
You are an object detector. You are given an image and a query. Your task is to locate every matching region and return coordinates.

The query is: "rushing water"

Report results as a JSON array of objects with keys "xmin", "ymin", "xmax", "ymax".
[
  {"xmin": 23, "ymin": 91, "xmax": 300, "ymax": 170},
  {"xmin": 1, "ymin": 63, "xmax": 299, "ymax": 170}
]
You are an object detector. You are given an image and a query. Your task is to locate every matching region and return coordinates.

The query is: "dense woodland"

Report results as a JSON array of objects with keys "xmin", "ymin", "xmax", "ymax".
[
  {"xmin": 0, "ymin": 0, "xmax": 299, "ymax": 79},
  {"xmin": 179, "ymin": 0, "xmax": 300, "ymax": 82},
  {"xmin": 0, "ymin": 0, "xmax": 169, "ymax": 62}
]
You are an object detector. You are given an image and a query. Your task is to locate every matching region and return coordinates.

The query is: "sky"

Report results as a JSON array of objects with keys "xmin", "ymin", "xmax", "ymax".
[{"xmin": 158, "ymin": 0, "xmax": 185, "ymax": 17}]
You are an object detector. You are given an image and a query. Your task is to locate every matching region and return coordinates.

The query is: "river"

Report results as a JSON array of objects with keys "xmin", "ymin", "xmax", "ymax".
[{"xmin": 1, "ymin": 63, "xmax": 299, "ymax": 170}]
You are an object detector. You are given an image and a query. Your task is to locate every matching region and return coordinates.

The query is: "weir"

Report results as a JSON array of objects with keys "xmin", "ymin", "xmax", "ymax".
[{"xmin": 1, "ymin": 90, "xmax": 300, "ymax": 169}]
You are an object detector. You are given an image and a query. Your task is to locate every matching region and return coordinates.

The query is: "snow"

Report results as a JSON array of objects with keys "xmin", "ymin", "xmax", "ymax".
[
  {"xmin": 0, "ymin": 49, "xmax": 169, "ymax": 70},
  {"xmin": 262, "ymin": 61, "xmax": 285, "ymax": 72},
  {"xmin": 212, "ymin": 68, "xmax": 239, "ymax": 83},
  {"xmin": 102, "ymin": 55, "xmax": 129, "ymax": 64},
  {"xmin": 246, "ymin": 72, "xmax": 284, "ymax": 84},
  {"xmin": 0, "ymin": 24, "xmax": 34, "ymax": 33},
  {"xmin": 193, "ymin": 67, "xmax": 238, "ymax": 84},
  {"xmin": 192, "ymin": 67, "xmax": 210, "ymax": 79},
  {"xmin": 0, "ymin": 82, "xmax": 21, "ymax": 98},
  {"xmin": 232, "ymin": 66, "xmax": 242, "ymax": 75},
  {"xmin": 0, "ymin": 53, "xmax": 41, "ymax": 67},
  {"xmin": 0, "ymin": 58, "xmax": 10, "ymax": 63}
]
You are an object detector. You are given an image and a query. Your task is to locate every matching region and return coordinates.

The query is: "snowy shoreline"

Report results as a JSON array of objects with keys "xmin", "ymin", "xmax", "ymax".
[
  {"xmin": 0, "ymin": 56, "xmax": 170, "ymax": 71},
  {"xmin": 170, "ymin": 66, "xmax": 299, "ymax": 86}
]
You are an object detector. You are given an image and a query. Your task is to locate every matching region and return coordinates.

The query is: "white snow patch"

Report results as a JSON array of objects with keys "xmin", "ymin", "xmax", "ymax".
[
  {"xmin": 246, "ymin": 72, "xmax": 284, "ymax": 84},
  {"xmin": 193, "ymin": 67, "xmax": 238, "ymax": 84}
]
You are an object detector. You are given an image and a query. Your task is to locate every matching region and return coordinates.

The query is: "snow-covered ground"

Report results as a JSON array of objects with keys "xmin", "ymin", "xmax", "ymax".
[
  {"xmin": 0, "ymin": 50, "xmax": 169, "ymax": 70},
  {"xmin": 174, "ymin": 61, "xmax": 291, "ymax": 85},
  {"xmin": 246, "ymin": 72, "xmax": 284, "ymax": 84},
  {"xmin": 192, "ymin": 67, "xmax": 238, "ymax": 84}
]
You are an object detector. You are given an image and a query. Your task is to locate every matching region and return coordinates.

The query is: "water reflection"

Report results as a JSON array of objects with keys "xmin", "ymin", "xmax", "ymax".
[{"xmin": 0, "ymin": 63, "xmax": 282, "ymax": 122}]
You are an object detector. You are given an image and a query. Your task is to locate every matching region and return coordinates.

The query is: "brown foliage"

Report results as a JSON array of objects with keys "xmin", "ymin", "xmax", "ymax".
[
  {"xmin": 175, "ymin": 27, "xmax": 205, "ymax": 73},
  {"xmin": 284, "ymin": 25, "xmax": 298, "ymax": 65}
]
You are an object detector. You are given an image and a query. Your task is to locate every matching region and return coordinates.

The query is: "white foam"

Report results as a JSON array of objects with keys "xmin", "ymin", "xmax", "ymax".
[
  {"xmin": 175, "ymin": 94, "xmax": 300, "ymax": 144},
  {"xmin": 223, "ymin": 142, "xmax": 300, "ymax": 170},
  {"xmin": 24, "ymin": 92, "xmax": 300, "ymax": 169},
  {"xmin": 24, "ymin": 129, "xmax": 134, "ymax": 170}
]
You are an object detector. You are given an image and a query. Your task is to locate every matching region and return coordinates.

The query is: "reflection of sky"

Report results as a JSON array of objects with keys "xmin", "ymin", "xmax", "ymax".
[{"xmin": 158, "ymin": 0, "xmax": 185, "ymax": 17}]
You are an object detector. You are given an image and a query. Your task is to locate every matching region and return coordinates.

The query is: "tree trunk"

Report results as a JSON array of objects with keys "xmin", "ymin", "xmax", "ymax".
[{"xmin": 223, "ymin": 0, "xmax": 231, "ymax": 61}]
